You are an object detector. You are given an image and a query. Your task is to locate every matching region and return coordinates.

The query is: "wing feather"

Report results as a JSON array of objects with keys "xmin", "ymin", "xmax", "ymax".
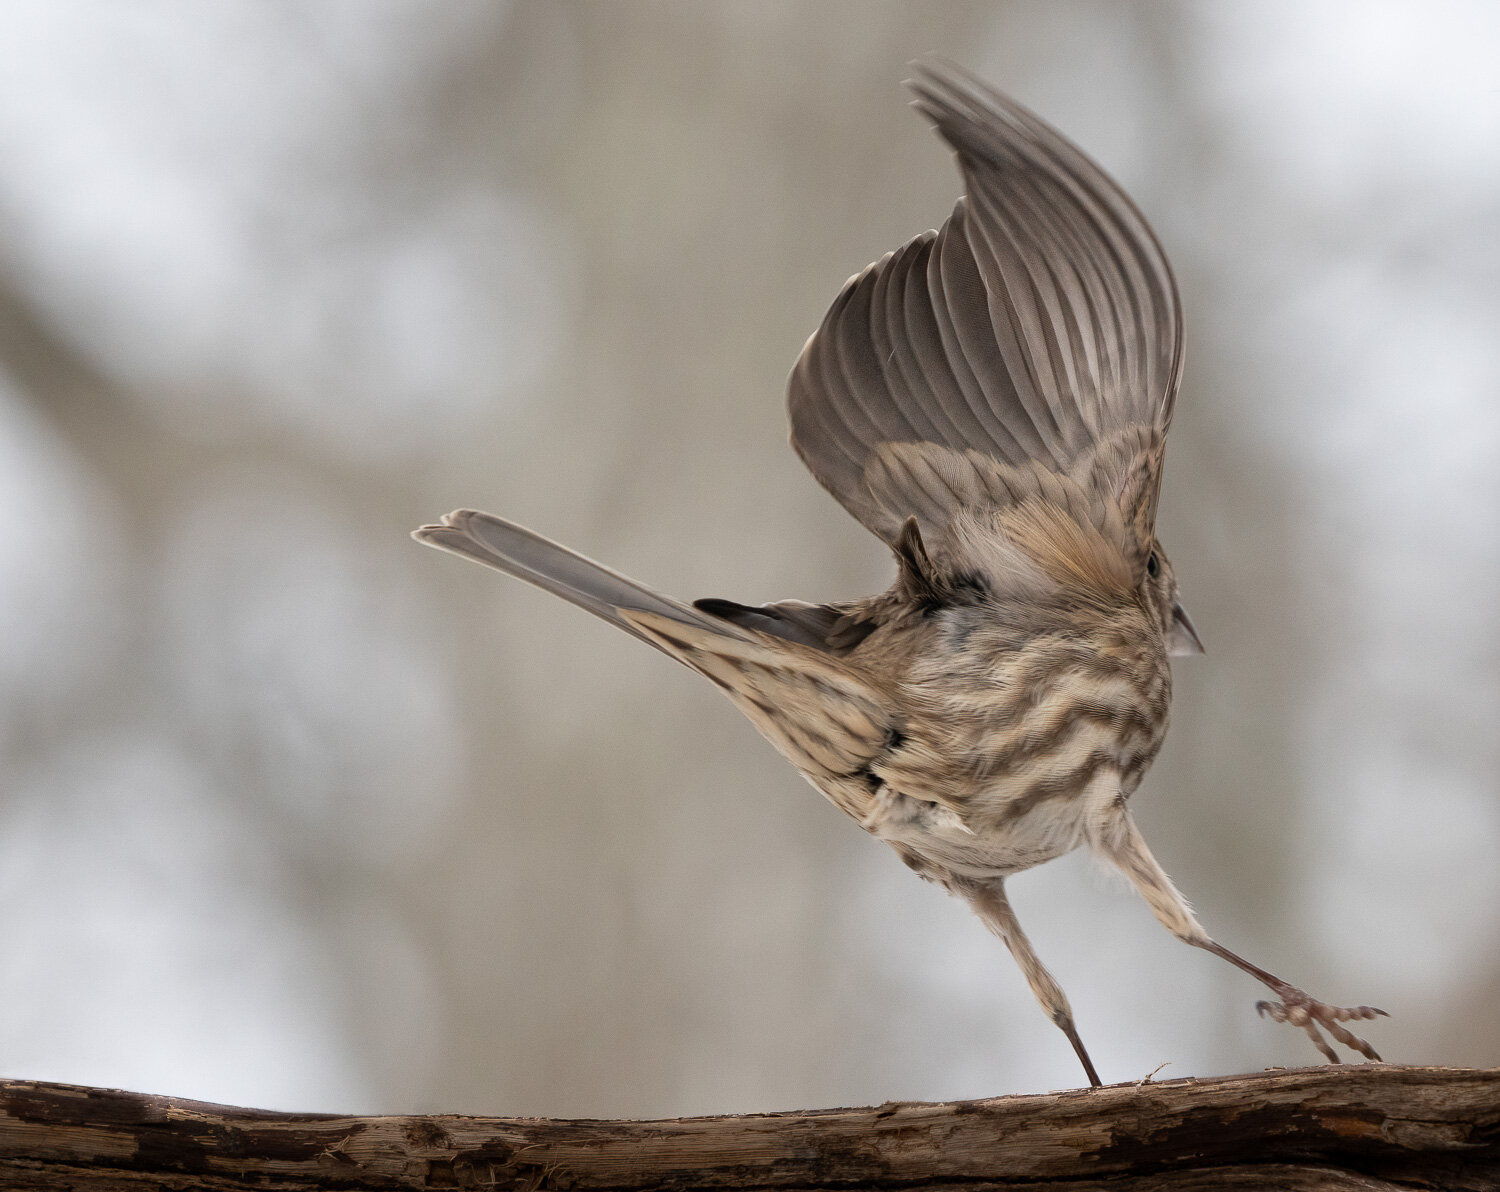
[{"xmin": 787, "ymin": 57, "xmax": 1183, "ymax": 549}]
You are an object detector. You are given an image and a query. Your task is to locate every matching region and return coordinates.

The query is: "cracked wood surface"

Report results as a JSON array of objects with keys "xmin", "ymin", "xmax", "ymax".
[{"xmin": 1, "ymin": 1066, "xmax": 1497, "ymax": 1190}]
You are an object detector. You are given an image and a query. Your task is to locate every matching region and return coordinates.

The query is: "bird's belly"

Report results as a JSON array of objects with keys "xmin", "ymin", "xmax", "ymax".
[{"xmin": 853, "ymin": 766, "xmax": 1126, "ymax": 882}]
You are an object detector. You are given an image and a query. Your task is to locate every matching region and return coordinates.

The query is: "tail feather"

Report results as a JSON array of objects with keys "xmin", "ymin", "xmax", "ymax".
[
  {"xmin": 412, "ymin": 509, "xmax": 735, "ymax": 651},
  {"xmin": 415, "ymin": 510, "xmax": 897, "ymax": 795}
]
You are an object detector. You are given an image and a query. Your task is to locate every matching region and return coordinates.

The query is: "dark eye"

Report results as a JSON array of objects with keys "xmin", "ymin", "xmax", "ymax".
[{"xmin": 1146, "ymin": 551, "xmax": 1160, "ymax": 579}]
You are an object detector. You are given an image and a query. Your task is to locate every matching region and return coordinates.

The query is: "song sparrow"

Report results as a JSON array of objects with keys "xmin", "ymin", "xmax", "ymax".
[{"xmin": 416, "ymin": 59, "xmax": 1384, "ymax": 1086}]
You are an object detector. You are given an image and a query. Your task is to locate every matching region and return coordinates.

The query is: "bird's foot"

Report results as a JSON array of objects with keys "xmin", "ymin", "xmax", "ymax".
[
  {"xmin": 1191, "ymin": 940, "xmax": 1388, "ymax": 1065},
  {"xmin": 1255, "ymin": 987, "xmax": 1388, "ymax": 1063}
]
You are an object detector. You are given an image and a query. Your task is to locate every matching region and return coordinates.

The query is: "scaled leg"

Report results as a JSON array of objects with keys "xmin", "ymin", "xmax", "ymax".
[
  {"xmin": 959, "ymin": 878, "xmax": 1103, "ymax": 1088},
  {"xmin": 1087, "ymin": 804, "xmax": 1385, "ymax": 1063}
]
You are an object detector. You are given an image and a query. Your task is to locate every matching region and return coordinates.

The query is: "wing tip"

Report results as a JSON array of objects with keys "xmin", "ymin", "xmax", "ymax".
[
  {"xmin": 903, "ymin": 58, "xmax": 1056, "ymax": 178},
  {"xmin": 904, "ymin": 56, "xmax": 1005, "ymax": 119},
  {"xmin": 902, "ymin": 53, "xmax": 974, "ymax": 94}
]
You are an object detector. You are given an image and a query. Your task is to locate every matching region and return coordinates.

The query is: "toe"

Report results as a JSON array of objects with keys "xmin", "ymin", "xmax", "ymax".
[{"xmin": 1253, "ymin": 990, "xmax": 1387, "ymax": 1065}]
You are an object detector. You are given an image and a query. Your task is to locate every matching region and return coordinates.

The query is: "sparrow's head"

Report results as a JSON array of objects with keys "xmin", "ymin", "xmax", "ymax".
[{"xmin": 1141, "ymin": 540, "xmax": 1204, "ymax": 657}]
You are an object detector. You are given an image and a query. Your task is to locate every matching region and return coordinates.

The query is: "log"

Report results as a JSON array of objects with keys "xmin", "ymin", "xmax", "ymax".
[{"xmin": 1, "ymin": 1066, "xmax": 1496, "ymax": 1190}]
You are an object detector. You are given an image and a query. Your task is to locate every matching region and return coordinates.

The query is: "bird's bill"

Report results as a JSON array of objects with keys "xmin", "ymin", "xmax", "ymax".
[{"xmin": 1168, "ymin": 601, "xmax": 1205, "ymax": 656}]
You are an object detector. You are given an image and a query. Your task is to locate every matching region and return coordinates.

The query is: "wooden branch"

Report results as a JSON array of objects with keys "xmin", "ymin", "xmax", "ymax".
[{"xmin": 1, "ymin": 1066, "xmax": 1496, "ymax": 1190}]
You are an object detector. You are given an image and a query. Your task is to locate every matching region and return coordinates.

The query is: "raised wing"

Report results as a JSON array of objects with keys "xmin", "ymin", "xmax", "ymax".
[{"xmin": 788, "ymin": 58, "xmax": 1183, "ymax": 548}]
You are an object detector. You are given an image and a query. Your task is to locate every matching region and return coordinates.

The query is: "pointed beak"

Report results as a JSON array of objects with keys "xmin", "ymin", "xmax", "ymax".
[{"xmin": 1168, "ymin": 600, "xmax": 1205, "ymax": 656}]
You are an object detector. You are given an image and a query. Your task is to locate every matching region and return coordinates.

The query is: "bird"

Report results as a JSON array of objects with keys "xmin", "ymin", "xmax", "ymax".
[{"xmin": 414, "ymin": 58, "xmax": 1384, "ymax": 1087}]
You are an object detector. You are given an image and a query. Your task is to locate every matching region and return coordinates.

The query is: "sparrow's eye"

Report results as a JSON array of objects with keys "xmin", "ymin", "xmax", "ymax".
[{"xmin": 1146, "ymin": 551, "xmax": 1160, "ymax": 579}]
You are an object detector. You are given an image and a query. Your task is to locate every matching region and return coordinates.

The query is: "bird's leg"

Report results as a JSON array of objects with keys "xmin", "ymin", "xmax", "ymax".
[
  {"xmin": 1087, "ymin": 803, "xmax": 1386, "ymax": 1064},
  {"xmin": 1193, "ymin": 938, "xmax": 1386, "ymax": 1061},
  {"xmin": 959, "ymin": 878, "xmax": 1102, "ymax": 1088}
]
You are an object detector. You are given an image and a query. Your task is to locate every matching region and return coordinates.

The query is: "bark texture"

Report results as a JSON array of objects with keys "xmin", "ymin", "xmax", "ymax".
[{"xmin": 1, "ymin": 1067, "xmax": 1497, "ymax": 1191}]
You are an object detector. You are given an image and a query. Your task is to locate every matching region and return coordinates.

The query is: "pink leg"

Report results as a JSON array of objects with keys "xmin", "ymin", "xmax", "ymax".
[
  {"xmin": 1089, "ymin": 804, "xmax": 1386, "ymax": 1064},
  {"xmin": 960, "ymin": 879, "xmax": 1103, "ymax": 1088}
]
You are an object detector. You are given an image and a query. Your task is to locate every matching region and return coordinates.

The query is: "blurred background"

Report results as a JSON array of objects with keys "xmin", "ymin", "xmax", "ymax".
[{"xmin": 0, "ymin": 0, "xmax": 1497, "ymax": 1119}]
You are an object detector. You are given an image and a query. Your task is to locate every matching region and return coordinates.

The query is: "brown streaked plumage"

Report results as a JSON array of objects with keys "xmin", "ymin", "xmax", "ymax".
[{"xmin": 415, "ymin": 59, "xmax": 1384, "ymax": 1087}]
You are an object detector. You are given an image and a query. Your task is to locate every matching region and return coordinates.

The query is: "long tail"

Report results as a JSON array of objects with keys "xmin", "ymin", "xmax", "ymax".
[
  {"xmin": 412, "ymin": 509, "xmax": 739, "ymax": 652},
  {"xmin": 415, "ymin": 510, "xmax": 895, "ymax": 790}
]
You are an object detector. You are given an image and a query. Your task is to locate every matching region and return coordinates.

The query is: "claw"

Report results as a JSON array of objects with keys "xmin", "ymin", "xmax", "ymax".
[
  {"xmin": 1193, "ymin": 940, "xmax": 1386, "ymax": 1067},
  {"xmin": 1256, "ymin": 989, "xmax": 1385, "ymax": 1063}
]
